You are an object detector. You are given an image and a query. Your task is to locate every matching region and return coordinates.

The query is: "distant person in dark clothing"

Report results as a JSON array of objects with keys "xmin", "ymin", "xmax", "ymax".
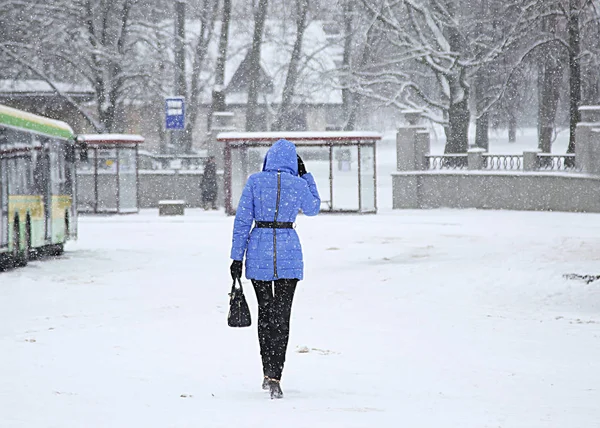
[{"xmin": 201, "ymin": 156, "xmax": 218, "ymax": 210}]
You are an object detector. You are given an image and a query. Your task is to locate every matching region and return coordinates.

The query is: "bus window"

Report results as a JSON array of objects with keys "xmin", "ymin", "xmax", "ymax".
[
  {"xmin": 0, "ymin": 129, "xmax": 8, "ymax": 248},
  {"xmin": 33, "ymin": 148, "xmax": 47, "ymax": 195},
  {"xmin": 49, "ymin": 141, "xmax": 67, "ymax": 195},
  {"xmin": 64, "ymin": 144, "xmax": 74, "ymax": 195}
]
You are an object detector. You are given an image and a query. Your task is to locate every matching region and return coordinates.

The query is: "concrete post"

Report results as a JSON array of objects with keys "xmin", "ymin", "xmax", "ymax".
[
  {"xmin": 414, "ymin": 131, "xmax": 430, "ymax": 171},
  {"xmin": 467, "ymin": 148, "xmax": 485, "ymax": 170},
  {"xmin": 576, "ymin": 106, "xmax": 600, "ymax": 175},
  {"xmin": 523, "ymin": 150, "xmax": 540, "ymax": 172},
  {"xmin": 208, "ymin": 111, "xmax": 235, "ymax": 170},
  {"xmin": 396, "ymin": 126, "xmax": 429, "ymax": 171},
  {"xmin": 580, "ymin": 106, "xmax": 600, "ymax": 122}
]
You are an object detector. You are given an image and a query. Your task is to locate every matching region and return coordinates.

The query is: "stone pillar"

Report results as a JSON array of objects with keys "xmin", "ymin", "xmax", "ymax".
[
  {"xmin": 467, "ymin": 148, "xmax": 485, "ymax": 170},
  {"xmin": 576, "ymin": 106, "xmax": 600, "ymax": 175},
  {"xmin": 208, "ymin": 111, "xmax": 235, "ymax": 170},
  {"xmin": 396, "ymin": 126, "xmax": 429, "ymax": 171},
  {"xmin": 523, "ymin": 150, "xmax": 540, "ymax": 172},
  {"xmin": 414, "ymin": 131, "xmax": 430, "ymax": 171}
]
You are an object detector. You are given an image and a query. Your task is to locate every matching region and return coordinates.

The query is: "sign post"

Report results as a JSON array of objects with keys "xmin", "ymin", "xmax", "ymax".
[{"xmin": 165, "ymin": 97, "xmax": 185, "ymax": 155}]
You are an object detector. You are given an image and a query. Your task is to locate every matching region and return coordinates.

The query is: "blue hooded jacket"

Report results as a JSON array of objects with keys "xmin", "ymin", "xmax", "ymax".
[{"xmin": 230, "ymin": 139, "xmax": 321, "ymax": 281}]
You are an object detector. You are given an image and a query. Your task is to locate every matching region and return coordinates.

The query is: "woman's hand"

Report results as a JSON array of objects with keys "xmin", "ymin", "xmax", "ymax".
[{"xmin": 230, "ymin": 260, "xmax": 243, "ymax": 279}]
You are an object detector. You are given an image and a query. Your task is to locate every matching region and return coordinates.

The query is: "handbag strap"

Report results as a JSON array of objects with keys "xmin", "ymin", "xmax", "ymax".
[{"xmin": 231, "ymin": 277, "xmax": 243, "ymax": 294}]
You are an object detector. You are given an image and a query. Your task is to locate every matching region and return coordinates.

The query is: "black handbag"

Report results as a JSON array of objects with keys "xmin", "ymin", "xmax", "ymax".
[{"xmin": 227, "ymin": 277, "xmax": 252, "ymax": 327}]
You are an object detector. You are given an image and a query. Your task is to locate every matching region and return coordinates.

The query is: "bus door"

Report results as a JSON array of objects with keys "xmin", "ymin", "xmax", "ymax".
[
  {"xmin": 34, "ymin": 140, "xmax": 52, "ymax": 242},
  {"xmin": 44, "ymin": 146, "xmax": 52, "ymax": 241},
  {"xmin": 64, "ymin": 141, "xmax": 78, "ymax": 239},
  {"xmin": 35, "ymin": 142, "xmax": 52, "ymax": 242},
  {"xmin": 0, "ymin": 158, "xmax": 8, "ymax": 248}
]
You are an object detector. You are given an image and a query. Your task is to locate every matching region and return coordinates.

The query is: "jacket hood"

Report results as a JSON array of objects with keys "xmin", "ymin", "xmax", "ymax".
[{"xmin": 262, "ymin": 139, "xmax": 298, "ymax": 175}]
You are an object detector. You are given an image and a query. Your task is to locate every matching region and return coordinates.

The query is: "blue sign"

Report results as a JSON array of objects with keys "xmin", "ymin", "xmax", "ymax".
[{"xmin": 165, "ymin": 97, "xmax": 185, "ymax": 130}]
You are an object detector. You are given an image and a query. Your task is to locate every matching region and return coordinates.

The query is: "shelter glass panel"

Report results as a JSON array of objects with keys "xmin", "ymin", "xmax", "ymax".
[
  {"xmin": 118, "ymin": 147, "xmax": 138, "ymax": 213},
  {"xmin": 296, "ymin": 146, "xmax": 330, "ymax": 211},
  {"xmin": 359, "ymin": 145, "xmax": 376, "ymax": 212},
  {"xmin": 96, "ymin": 148, "xmax": 118, "ymax": 212},
  {"xmin": 331, "ymin": 146, "xmax": 359, "ymax": 211},
  {"xmin": 230, "ymin": 147, "xmax": 244, "ymax": 211},
  {"xmin": 76, "ymin": 149, "xmax": 96, "ymax": 212}
]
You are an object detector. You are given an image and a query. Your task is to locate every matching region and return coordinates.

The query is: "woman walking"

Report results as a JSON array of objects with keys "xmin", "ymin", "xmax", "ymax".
[{"xmin": 229, "ymin": 138, "xmax": 320, "ymax": 399}]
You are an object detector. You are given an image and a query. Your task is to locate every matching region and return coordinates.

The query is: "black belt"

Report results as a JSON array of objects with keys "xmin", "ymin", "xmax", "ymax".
[{"xmin": 255, "ymin": 221, "xmax": 294, "ymax": 229}]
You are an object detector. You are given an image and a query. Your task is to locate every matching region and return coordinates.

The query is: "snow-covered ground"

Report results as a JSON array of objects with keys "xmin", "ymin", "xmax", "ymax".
[
  {"xmin": 2, "ymin": 128, "xmax": 598, "ymax": 427},
  {"xmin": 1, "ymin": 207, "xmax": 600, "ymax": 428}
]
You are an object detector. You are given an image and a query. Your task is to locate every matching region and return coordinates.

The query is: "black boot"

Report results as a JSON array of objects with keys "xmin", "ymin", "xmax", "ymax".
[
  {"xmin": 262, "ymin": 376, "xmax": 269, "ymax": 391},
  {"xmin": 268, "ymin": 379, "xmax": 283, "ymax": 399}
]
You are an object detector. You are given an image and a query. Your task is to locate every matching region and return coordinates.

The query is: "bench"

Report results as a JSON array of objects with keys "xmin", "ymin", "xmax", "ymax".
[{"xmin": 158, "ymin": 200, "xmax": 185, "ymax": 216}]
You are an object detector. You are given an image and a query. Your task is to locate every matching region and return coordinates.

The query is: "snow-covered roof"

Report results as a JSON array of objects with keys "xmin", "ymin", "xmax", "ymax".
[
  {"xmin": 217, "ymin": 131, "xmax": 381, "ymax": 142},
  {"xmin": 178, "ymin": 20, "xmax": 343, "ymax": 106},
  {"xmin": 77, "ymin": 134, "xmax": 145, "ymax": 144},
  {"xmin": 0, "ymin": 79, "xmax": 94, "ymax": 96}
]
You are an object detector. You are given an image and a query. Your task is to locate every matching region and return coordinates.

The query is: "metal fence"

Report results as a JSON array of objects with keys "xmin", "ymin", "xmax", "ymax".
[
  {"xmin": 425, "ymin": 152, "xmax": 581, "ymax": 173},
  {"xmin": 537, "ymin": 154, "xmax": 580, "ymax": 172},
  {"xmin": 426, "ymin": 154, "xmax": 468, "ymax": 170}
]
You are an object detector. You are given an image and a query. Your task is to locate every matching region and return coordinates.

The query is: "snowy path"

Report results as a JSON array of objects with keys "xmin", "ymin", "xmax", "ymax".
[{"xmin": 1, "ymin": 209, "xmax": 599, "ymax": 427}]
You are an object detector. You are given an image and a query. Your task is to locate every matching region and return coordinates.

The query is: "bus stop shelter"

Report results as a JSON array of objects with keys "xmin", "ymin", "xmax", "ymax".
[
  {"xmin": 217, "ymin": 131, "xmax": 381, "ymax": 216},
  {"xmin": 76, "ymin": 134, "xmax": 143, "ymax": 214}
]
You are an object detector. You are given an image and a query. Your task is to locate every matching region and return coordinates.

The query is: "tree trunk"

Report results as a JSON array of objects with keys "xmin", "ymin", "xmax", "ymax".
[
  {"xmin": 567, "ymin": 0, "xmax": 581, "ymax": 156},
  {"xmin": 508, "ymin": 113, "xmax": 517, "ymax": 143},
  {"xmin": 473, "ymin": 0, "xmax": 489, "ymax": 151},
  {"xmin": 538, "ymin": 17, "xmax": 563, "ymax": 154},
  {"xmin": 208, "ymin": 0, "xmax": 231, "ymax": 131},
  {"xmin": 341, "ymin": 0, "xmax": 353, "ymax": 130},
  {"xmin": 271, "ymin": 0, "xmax": 309, "ymax": 131},
  {"xmin": 245, "ymin": 0, "xmax": 269, "ymax": 132},
  {"xmin": 445, "ymin": 94, "xmax": 470, "ymax": 155},
  {"xmin": 475, "ymin": 112, "xmax": 489, "ymax": 151},
  {"xmin": 345, "ymin": 16, "xmax": 378, "ymax": 131},
  {"xmin": 186, "ymin": 0, "xmax": 219, "ymax": 153},
  {"xmin": 443, "ymin": 4, "xmax": 470, "ymax": 158},
  {"xmin": 538, "ymin": 60, "xmax": 563, "ymax": 153},
  {"xmin": 474, "ymin": 72, "xmax": 489, "ymax": 150},
  {"xmin": 505, "ymin": 73, "xmax": 519, "ymax": 143}
]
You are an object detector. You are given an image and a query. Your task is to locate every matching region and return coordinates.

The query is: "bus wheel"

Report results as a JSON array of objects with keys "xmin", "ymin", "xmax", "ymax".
[
  {"xmin": 64, "ymin": 213, "xmax": 70, "ymax": 242},
  {"xmin": 52, "ymin": 244, "xmax": 65, "ymax": 257}
]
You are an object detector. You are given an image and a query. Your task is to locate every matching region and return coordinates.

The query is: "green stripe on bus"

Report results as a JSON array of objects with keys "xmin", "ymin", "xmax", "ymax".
[{"xmin": 0, "ymin": 111, "xmax": 74, "ymax": 140}]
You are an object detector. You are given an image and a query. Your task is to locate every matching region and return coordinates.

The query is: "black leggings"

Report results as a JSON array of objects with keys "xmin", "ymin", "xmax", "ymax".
[{"xmin": 252, "ymin": 279, "xmax": 298, "ymax": 381}]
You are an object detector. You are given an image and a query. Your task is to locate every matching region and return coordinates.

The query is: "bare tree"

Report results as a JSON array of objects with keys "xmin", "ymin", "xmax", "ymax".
[
  {"xmin": 14, "ymin": 0, "xmax": 163, "ymax": 132},
  {"xmin": 245, "ymin": 0, "xmax": 269, "ymax": 131},
  {"xmin": 356, "ymin": 0, "xmax": 495, "ymax": 153},
  {"xmin": 208, "ymin": 0, "xmax": 232, "ymax": 131},
  {"xmin": 185, "ymin": 0, "xmax": 220, "ymax": 151},
  {"xmin": 271, "ymin": 0, "xmax": 310, "ymax": 131}
]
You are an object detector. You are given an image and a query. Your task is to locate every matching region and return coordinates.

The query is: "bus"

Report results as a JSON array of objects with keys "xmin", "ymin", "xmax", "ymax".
[{"xmin": 0, "ymin": 104, "xmax": 79, "ymax": 270}]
